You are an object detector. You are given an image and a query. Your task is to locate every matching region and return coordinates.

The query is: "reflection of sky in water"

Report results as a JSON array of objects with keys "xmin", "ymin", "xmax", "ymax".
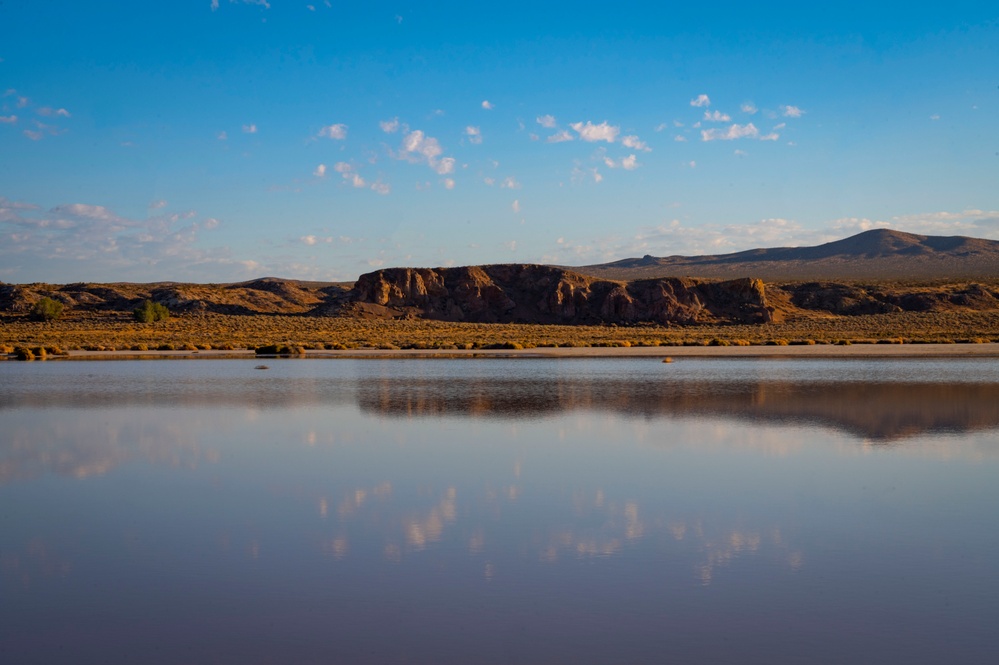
[{"xmin": 1, "ymin": 359, "xmax": 998, "ymax": 664}]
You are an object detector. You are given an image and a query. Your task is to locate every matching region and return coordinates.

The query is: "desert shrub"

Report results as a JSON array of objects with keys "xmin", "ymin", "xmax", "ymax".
[
  {"xmin": 15, "ymin": 346, "xmax": 35, "ymax": 360},
  {"xmin": 255, "ymin": 344, "xmax": 306, "ymax": 355},
  {"xmin": 133, "ymin": 300, "xmax": 170, "ymax": 323},
  {"xmin": 31, "ymin": 297, "xmax": 64, "ymax": 321}
]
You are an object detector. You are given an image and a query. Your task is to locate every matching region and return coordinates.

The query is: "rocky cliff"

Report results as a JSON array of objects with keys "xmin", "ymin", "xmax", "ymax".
[{"xmin": 347, "ymin": 264, "xmax": 775, "ymax": 324}]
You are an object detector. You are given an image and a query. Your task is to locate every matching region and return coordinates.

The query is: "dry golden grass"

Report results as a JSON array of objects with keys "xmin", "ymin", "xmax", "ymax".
[{"xmin": 5, "ymin": 309, "xmax": 999, "ymax": 353}]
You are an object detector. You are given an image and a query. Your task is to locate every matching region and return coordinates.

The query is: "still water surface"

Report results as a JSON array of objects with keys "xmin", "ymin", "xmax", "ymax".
[{"xmin": 2, "ymin": 358, "xmax": 998, "ymax": 664}]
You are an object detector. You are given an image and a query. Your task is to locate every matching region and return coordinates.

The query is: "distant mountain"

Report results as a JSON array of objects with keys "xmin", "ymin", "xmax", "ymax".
[{"xmin": 575, "ymin": 229, "xmax": 999, "ymax": 281}]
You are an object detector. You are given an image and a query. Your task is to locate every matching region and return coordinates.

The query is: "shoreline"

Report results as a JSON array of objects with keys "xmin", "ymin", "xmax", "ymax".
[{"xmin": 5, "ymin": 342, "xmax": 999, "ymax": 361}]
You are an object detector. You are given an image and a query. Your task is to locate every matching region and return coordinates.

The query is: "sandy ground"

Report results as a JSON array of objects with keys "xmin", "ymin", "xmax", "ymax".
[{"xmin": 19, "ymin": 342, "xmax": 999, "ymax": 360}]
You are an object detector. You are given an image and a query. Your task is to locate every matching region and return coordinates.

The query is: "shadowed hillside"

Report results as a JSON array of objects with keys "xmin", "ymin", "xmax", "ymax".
[{"xmin": 577, "ymin": 229, "xmax": 999, "ymax": 281}]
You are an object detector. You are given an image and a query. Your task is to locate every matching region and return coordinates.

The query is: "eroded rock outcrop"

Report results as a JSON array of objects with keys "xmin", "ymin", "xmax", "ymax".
[{"xmin": 348, "ymin": 265, "xmax": 775, "ymax": 324}]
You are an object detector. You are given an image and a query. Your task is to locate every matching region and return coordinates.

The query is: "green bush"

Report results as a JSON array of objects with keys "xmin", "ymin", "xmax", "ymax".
[
  {"xmin": 31, "ymin": 297, "xmax": 64, "ymax": 321},
  {"xmin": 134, "ymin": 300, "xmax": 170, "ymax": 323}
]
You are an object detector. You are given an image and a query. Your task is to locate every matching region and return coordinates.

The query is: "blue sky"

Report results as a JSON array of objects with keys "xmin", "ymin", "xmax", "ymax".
[{"xmin": 1, "ymin": 1, "xmax": 997, "ymax": 283}]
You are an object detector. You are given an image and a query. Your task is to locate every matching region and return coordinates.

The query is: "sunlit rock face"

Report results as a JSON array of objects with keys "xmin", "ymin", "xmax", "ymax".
[{"xmin": 350, "ymin": 265, "xmax": 773, "ymax": 324}]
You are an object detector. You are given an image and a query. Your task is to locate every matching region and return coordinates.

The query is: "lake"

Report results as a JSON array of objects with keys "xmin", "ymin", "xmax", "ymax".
[{"xmin": 2, "ymin": 357, "xmax": 998, "ymax": 664}]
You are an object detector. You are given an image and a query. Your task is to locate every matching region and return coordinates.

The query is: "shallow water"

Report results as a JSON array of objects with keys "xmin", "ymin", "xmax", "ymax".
[{"xmin": 2, "ymin": 358, "xmax": 998, "ymax": 664}]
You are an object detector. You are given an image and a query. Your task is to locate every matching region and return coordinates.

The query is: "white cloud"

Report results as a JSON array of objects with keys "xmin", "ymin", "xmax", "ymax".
[
  {"xmin": 149, "ymin": 200, "xmax": 168, "ymax": 209},
  {"xmin": 399, "ymin": 129, "xmax": 455, "ymax": 175},
  {"xmin": 481, "ymin": 100, "xmax": 494, "ymax": 110},
  {"xmin": 500, "ymin": 176, "xmax": 520, "ymax": 189},
  {"xmin": 930, "ymin": 114, "xmax": 941, "ymax": 121},
  {"xmin": 536, "ymin": 114, "xmax": 557, "ymax": 128},
  {"xmin": 741, "ymin": 102, "xmax": 758, "ymax": 115},
  {"xmin": 0, "ymin": 197, "xmax": 245, "ymax": 282},
  {"xmin": 465, "ymin": 125, "xmax": 482, "ymax": 144},
  {"xmin": 333, "ymin": 161, "xmax": 352, "ymax": 174},
  {"xmin": 435, "ymin": 157, "xmax": 455, "ymax": 175},
  {"xmin": 621, "ymin": 135, "xmax": 651, "ymax": 152},
  {"xmin": 547, "ymin": 130, "xmax": 574, "ymax": 143},
  {"xmin": 512, "ymin": 199, "xmax": 520, "ymax": 213},
  {"xmin": 242, "ymin": 124, "xmax": 257, "ymax": 134},
  {"xmin": 301, "ymin": 235, "xmax": 318, "ymax": 245},
  {"xmin": 734, "ymin": 149, "xmax": 748, "ymax": 157},
  {"xmin": 217, "ymin": 130, "xmax": 227, "ymax": 140},
  {"xmin": 604, "ymin": 155, "xmax": 640, "ymax": 170},
  {"xmin": 690, "ymin": 94, "xmax": 711, "ymax": 107},
  {"xmin": 701, "ymin": 123, "xmax": 778, "ymax": 142},
  {"xmin": 380, "ymin": 118, "xmax": 400, "ymax": 133},
  {"xmin": 674, "ymin": 135, "xmax": 687, "ymax": 142},
  {"xmin": 350, "ymin": 173, "xmax": 366, "ymax": 188},
  {"xmin": 213, "ymin": 0, "xmax": 271, "ymax": 9},
  {"xmin": 318, "ymin": 123, "xmax": 347, "ymax": 139},
  {"xmin": 443, "ymin": 178, "xmax": 456, "ymax": 190},
  {"xmin": 370, "ymin": 182, "xmax": 391, "ymax": 195},
  {"xmin": 23, "ymin": 130, "xmax": 44, "ymax": 141},
  {"xmin": 570, "ymin": 121, "xmax": 620, "ymax": 143},
  {"xmin": 313, "ymin": 163, "xmax": 327, "ymax": 178},
  {"xmin": 781, "ymin": 105, "xmax": 804, "ymax": 118},
  {"xmin": 0, "ymin": 115, "xmax": 17, "ymax": 123},
  {"xmin": 704, "ymin": 110, "xmax": 731, "ymax": 122},
  {"xmin": 571, "ymin": 167, "xmax": 603, "ymax": 184},
  {"xmin": 37, "ymin": 107, "xmax": 70, "ymax": 118}
]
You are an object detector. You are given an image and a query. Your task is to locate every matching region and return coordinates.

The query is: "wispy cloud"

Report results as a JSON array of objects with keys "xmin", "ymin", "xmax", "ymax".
[
  {"xmin": 704, "ymin": 110, "xmax": 731, "ymax": 122},
  {"xmin": 621, "ymin": 135, "xmax": 651, "ymax": 152},
  {"xmin": 0, "ymin": 115, "xmax": 16, "ymax": 124},
  {"xmin": 36, "ymin": 107, "xmax": 70, "ymax": 118},
  {"xmin": 318, "ymin": 123, "xmax": 347, "ymax": 139},
  {"xmin": 313, "ymin": 163, "xmax": 327, "ymax": 178},
  {"xmin": 481, "ymin": 100, "xmax": 494, "ymax": 110},
  {"xmin": 570, "ymin": 121, "xmax": 619, "ymax": 143},
  {"xmin": 741, "ymin": 102, "xmax": 758, "ymax": 115},
  {"xmin": 512, "ymin": 199, "xmax": 520, "ymax": 213},
  {"xmin": 212, "ymin": 0, "xmax": 271, "ymax": 10},
  {"xmin": 500, "ymin": 176, "xmax": 520, "ymax": 189},
  {"xmin": 781, "ymin": 105, "xmax": 804, "ymax": 118},
  {"xmin": 0, "ymin": 197, "xmax": 238, "ymax": 281},
  {"xmin": 465, "ymin": 125, "xmax": 482, "ymax": 144},
  {"xmin": 690, "ymin": 94, "xmax": 711, "ymax": 107},
  {"xmin": 536, "ymin": 114, "xmax": 557, "ymax": 128},
  {"xmin": 379, "ymin": 118, "xmax": 400, "ymax": 133},
  {"xmin": 701, "ymin": 123, "xmax": 779, "ymax": 142},
  {"xmin": 242, "ymin": 124, "xmax": 257, "ymax": 134},
  {"xmin": 603, "ymin": 155, "xmax": 640, "ymax": 170},
  {"xmin": 547, "ymin": 130, "xmax": 573, "ymax": 143}
]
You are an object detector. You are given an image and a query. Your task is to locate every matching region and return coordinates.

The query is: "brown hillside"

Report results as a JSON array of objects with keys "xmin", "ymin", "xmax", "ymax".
[{"xmin": 578, "ymin": 229, "xmax": 999, "ymax": 281}]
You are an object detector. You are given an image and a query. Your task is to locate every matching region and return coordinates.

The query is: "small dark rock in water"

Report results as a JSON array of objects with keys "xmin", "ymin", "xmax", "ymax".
[
  {"xmin": 254, "ymin": 365, "xmax": 269, "ymax": 370},
  {"xmin": 662, "ymin": 357, "xmax": 673, "ymax": 363}
]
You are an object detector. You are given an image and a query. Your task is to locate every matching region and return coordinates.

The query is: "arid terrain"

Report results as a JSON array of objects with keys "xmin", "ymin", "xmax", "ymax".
[{"xmin": 3, "ymin": 229, "xmax": 999, "ymax": 354}]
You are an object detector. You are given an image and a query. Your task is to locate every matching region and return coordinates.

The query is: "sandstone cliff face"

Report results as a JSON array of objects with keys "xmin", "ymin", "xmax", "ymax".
[{"xmin": 349, "ymin": 265, "xmax": 775, "ymax": 324}]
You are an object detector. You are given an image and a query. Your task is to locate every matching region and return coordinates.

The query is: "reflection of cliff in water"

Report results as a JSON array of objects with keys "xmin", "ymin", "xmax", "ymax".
[{"xmin": 356, "ymin": 377, "xmax": 999, "ymax": 442}]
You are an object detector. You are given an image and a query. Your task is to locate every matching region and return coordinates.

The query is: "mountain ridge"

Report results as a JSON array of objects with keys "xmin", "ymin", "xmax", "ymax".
[{"xmin": 575, "ymin": 229, "xmax": 999, "ymax": 281}]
